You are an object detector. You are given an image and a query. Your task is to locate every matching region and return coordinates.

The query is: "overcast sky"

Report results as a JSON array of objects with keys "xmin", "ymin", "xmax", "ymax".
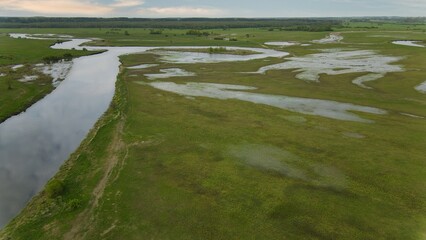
[{"xmin": 0, "ymin": 0, "xmax": 425, "ymax": 17}]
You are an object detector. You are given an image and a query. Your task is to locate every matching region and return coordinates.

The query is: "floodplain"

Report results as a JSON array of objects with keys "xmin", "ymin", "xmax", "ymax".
[{"xmin": 0, "ymin": 20, "xmax": 425, "ymax": 239}]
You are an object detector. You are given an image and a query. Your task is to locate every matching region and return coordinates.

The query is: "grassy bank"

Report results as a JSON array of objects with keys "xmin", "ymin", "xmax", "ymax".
[{"xmin": 0, "ymin": 68, "xmax": 128, "ymax": 239}]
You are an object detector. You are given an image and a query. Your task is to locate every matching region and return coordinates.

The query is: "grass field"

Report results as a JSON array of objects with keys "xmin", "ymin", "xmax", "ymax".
[{"xmin": 1, "ymin": 25, "xmax": 426, "ymax": 239}]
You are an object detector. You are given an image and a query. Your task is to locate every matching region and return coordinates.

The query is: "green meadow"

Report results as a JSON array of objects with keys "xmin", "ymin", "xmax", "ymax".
[{"xmin": 1, "ymin": 24, "xmax": 426, "ymax": 239}]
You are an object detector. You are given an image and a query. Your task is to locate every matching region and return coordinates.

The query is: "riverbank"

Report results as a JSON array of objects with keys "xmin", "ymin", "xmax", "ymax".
[
  {"xmin": 0, "ymin": 70, "xmax": 127, "ymax": 239},
  {"xmin": 0, "ymin": 35, "xmax": 125, "ymax": 227}
]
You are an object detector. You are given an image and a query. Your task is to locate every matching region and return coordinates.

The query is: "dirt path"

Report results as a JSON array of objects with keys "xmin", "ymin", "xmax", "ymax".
[{"xmin": 63, "ymin": 117, "xmax": 126, "ymax": 240}]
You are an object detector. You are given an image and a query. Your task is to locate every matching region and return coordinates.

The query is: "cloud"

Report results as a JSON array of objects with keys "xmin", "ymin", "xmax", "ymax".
[
  {"xmin": 0, "ymin": 0, "xmax": 145, "ymax": 16},
  {"xmin": 0, "ymin": 0, "xmax": 113, "ymax": 15},
  {"xmin": 0, "ymin": 1, "xmax": 221, "ymax": 17},
  {"xmin": 110, "ymin": 0, "xmax": 144, "ymax": 8},
  {"xmin": 138, "ymin": 6, "xmax": 225, "ymax": 17},
  {"xmin": 391, "ymin": 0, "xmax": 426, "ymax": 8}
]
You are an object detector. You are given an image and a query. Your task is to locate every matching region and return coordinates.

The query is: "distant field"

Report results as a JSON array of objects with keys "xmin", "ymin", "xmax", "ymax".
[{"xmin": 1, "ymin": 23, "xmax": 426, "ymax": 239}]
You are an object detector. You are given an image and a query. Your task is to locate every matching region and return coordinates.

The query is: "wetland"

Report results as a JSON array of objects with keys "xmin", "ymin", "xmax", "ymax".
[{"xmin": 0, "ymin": 21, "xmax": 425, "ymax": 239}]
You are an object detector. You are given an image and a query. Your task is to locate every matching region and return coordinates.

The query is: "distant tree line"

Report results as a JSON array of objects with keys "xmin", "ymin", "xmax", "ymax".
[
  {"xmin": 0, "ymin": 17, "xmax": 344, "ymax": 30},
  {"xmin": 280, "ymin": 25, "xmax": 334, "ymax": 32},
  {"xmin": 340, "ymin": 17, "xmax": 426, "ymax": 27}
]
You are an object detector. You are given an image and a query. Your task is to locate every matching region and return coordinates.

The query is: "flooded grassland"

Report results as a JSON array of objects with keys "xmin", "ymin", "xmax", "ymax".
[{"xmin": 1, "ymin": 28, "xmax": 426, "ymax": 240}]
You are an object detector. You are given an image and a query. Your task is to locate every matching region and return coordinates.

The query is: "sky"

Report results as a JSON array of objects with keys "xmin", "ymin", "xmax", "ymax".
[{"xmin": 0, "ymin": 0, "xmax": 425, "ymax": 18}]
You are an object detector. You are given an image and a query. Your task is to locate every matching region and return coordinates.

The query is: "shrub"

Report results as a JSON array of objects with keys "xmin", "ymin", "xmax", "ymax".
[
  {"xmin": 149, "ymin": 29, "xmax": 163, "ymax": 35},
  {"xmin": 63, "ymin": 53, "xmax": 73, "ymax": 61},
  {"xmin": 209, "ymin": 47, "xmax": 227, "ymax": 54},
  {"xmin": 45, "ymin": 179, "xmax": 65, "ymax": 198},
  {"xmin": 186, "ymin": 30, "xmax": 211, "ymax": 37},
  {"xmin": 43, "ymin": 54, "xmax": 73, "ymax": 63},
  {"xmin": 42, "ymin": 56, "xmax": 62, "ymax": 63},
  {"xmin": 66, "ymin": 199, "xmax": 82, "ymax": 211}
]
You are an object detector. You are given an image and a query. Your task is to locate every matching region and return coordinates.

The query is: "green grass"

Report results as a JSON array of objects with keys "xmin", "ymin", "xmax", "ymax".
[{"xmin": 1, "ymin": 25, "xmax": 426, "ymax": 239}]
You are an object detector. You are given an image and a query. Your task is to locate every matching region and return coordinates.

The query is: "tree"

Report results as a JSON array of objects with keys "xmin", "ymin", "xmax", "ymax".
[
  {"xmin": 6, "ymin": 78, "xmax": 12, "ymax": 90},
  {"xmin": 5, "ymin": 69, "xmax": 15, "ymax": 90}
]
